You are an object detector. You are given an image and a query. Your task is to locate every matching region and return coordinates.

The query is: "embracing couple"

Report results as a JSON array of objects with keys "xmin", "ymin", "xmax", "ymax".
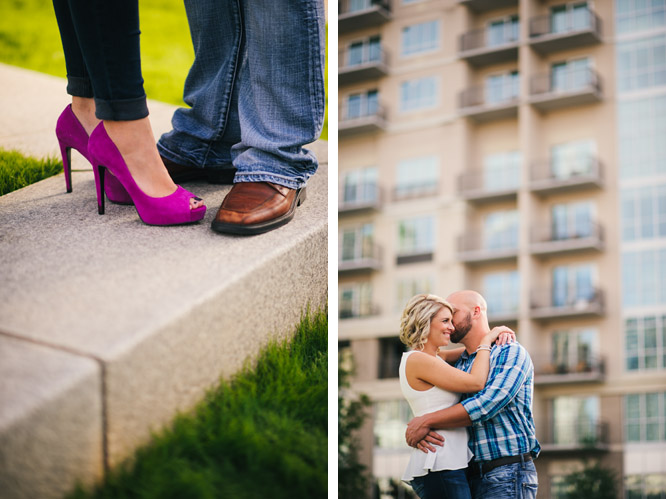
[{"xmin": 398, "ymin": 291, "xmax": 541, "ymax": 499}]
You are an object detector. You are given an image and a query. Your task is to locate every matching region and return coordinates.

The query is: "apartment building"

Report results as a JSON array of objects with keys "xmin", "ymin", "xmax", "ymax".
[{"xmin": 338, "ymin": 0, "xmax": 666, "ymax": 497}]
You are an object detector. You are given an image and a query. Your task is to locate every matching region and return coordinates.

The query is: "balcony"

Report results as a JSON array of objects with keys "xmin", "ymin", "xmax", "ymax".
[
  {"xmin": 396, "ymin": 250, "xmax": 434, "ymax": 265},
  {"xmin": 339, "ymin": 47, "xmax": 390, "ymax": 86},
  {"xmin": 459, "ymin": 27, "xmax": 519, "ymax": 67},
  {"xmin": 530, "ymin": 156, "xmax": 603, "ymax": 195},
  {"xmin": 458, "ymin": 0, "xmax": 518, "ymax": 13},
  {"xmin": 338, "ymin": 184, "xmax": 382, "ymax": 215},
  {"xmin": 530, "ymin": 288, "xmax": 605, "ymax": 321},
  {"xmin": 339, "ymin": 104, "xmax": 388, "ymax": 137},
  {"xmin": 339, "ymin": 303, "xmax": 381, "ymax": 320},
  {"xmin": 393, "ymin": 182, "xmax": 439, "ymax": 202},
  {"xmin": 529, "ymin": 10, "xmax": 602, "ymax": 54},
  {"xmin": 530, "ymin": 222, "xmax": 604, "ymax": 257},
  {"xmin": 540, "ymin": 420, "xmax": 610, "ymax": 453},
  {"xmin": 457, "ymin": 232, "xmax": 519, "ymax": 264},
  {"xmin": 458, "ymin": 169, "xmax": 519, "ymax": 204},
  {"xmin": 339, "ymin": 0, "xmax": 391, "ymax": 34},
  {"xmin": 339, "ymin": 244, "xmax": 383, "ymax": 274},
  {"xmin": 534, "ymin": 355, "xmax": 605, "ymax": 385},
  {"xmin": 529, "ymin": 68, "xmax": 602, "ymax": 112},
  {"xmin": 488, "ymin": 308, "xmax": 519, "ymax": 325},
  {"xmin": 459, "ymin": 85, "xmax": 519, "ymax": 122}
]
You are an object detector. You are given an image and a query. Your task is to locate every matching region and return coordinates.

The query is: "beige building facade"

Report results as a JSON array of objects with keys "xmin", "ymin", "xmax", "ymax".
[{"xmin": 338, "ymin": 0, "xmax": 666, "ymax": 497}]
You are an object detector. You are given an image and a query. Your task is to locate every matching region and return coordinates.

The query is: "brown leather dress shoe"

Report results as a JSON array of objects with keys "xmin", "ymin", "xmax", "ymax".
[
  {"xmin": 161, "ymin": 155, "xmax": 236, "ymax": 184},
  {"xmin": 211, "ymin": 182, "xmax": 306, "ymax": 235}
]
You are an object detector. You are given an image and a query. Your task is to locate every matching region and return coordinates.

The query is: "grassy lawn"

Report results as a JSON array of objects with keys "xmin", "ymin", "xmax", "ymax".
[
  {"xmin": 0, "ymin": 0, "xmax": 327, "ymax": 139},
  {"xmin": 0, "ymin": 148, "xmax": 61, "ymax": 196},
  {"xmin": 68, "ymin": 309, "xmax": 327, "ymax": 499}
]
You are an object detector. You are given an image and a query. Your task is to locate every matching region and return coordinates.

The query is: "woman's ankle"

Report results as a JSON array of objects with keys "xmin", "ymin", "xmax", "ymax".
[{"xmin": 71, "ymin": 97, "xmax": 99, "ymax": 135}]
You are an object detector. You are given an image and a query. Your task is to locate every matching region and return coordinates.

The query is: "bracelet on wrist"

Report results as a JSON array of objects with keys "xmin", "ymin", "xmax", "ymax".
[{"xmin": 476, "ymin": 344, "xmax": 492, "ymax": 353}]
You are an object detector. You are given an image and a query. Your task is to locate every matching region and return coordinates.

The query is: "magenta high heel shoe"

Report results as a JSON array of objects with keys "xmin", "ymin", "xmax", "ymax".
[
  {"xmin": 88, "ymin": 122, "xmax": 206, "ymax": 226},
  {"xmin": 56, "ymin": 105, "xmax": 133, "ymax": 205}
]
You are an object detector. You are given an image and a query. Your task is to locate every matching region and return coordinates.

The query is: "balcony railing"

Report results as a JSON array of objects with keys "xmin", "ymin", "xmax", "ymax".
[
  {"xmin": 458, "ymin": 0, "xmax": 518, "ymax": 13},
  {"xmin": 488, "ymin": 307, "xmax": 519, "ymax": 325},
  {"xmin": 540, "ymin": 420, "xmax": 610, "ymax": 453},
  {"xmin": 530, "ymin": 221, "xmax": 604, "ymax": 256},
  {"xmin": 529, "ymin": 9, "xmax": 602, "ymax": 54},
  {"xmin": 459, "ymin": 84, "xmax": 520, "ymax": 122},
  {"xmin": 338, "ymin": 183, "xmax": 382, "ymax": 215},
  {"xmin": 339, "ymin": 47, "xmax": 390, "ymax": 86},
  {"xmin": 457, "ymin": 231, "xmax": 519, "ymax": 264},
  {"xmin": 339, "ymin": 303, "xmax": 381, "ymax": 320},
  {"xmin": 393, "ymin": 182, "xmax": 439, "ymax": 202},
  {"xmin": 339, "ymin": 0, "xmax": 391, "ymax": 33},
  {"xmin": 339, "ymin": 103, "xmax": 388, "ymax": 137},
  {"xmin": 529, "ymin": 68, "xmax": 602, "ymax": 111},
  {"xmin": 396, "ymin": 250, "xmax": 434, "ymax": 265},
  {"xmin": 459, "ymin": 26, "xmax": 519, "ymax": 67},
  {"xmin": 339, "ymin": 244, "xmax": 383, "ymax": 274},
  {"xmin": 458, "ymin": 168, "xmax": 520, "ymax": 203},
  {"xmin": 530, "ymin": 287, "xmax": 605, "ymax": 321},
  {"xmin": 530, "ymin": 156, "xmax": 603, "ymax": 195},
  {"xmin": 534, "ymin": 355, "xmax": 605, "ymax": 385}
]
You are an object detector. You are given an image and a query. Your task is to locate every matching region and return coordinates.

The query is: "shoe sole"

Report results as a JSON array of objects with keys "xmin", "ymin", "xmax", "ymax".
[
  {"xmin": 210, "ymin": 187, "xmax": 306, "ymax": 236},
  {"xmin": 166, "ymin": 164, "xmax": 236, "ymax": 185}
]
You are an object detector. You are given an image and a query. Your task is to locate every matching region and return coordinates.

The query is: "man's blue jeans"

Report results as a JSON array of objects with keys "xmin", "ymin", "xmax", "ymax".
[
  {"xmin": 157, "ymin": 0, "xmax": 326, "ymax": 190},
  {"xmin": 468, "ymin": 460, "xmax": 538, "ymax": 499},
  {"xmin": 410, "ymin": 469, "xmax": 472, "ymax": 499}
]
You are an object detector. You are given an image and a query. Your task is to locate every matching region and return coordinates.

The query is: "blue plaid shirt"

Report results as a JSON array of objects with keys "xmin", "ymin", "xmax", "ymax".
[{"xmin": 456, "ymin": 342, "xmax": 541, "ymax": 462}]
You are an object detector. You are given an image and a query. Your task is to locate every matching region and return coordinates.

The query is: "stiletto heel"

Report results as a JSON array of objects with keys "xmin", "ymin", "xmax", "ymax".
[
  {"xmin": 95, "ymin": 164, "xmax": 106, "ymax": 215},
  {"xmin": 55, "ymin": 105, "xmax": 133, "ymax": 205},
  {"xmin": 88, "ymin": 123, "xmax": 206, "ymax": 226}
]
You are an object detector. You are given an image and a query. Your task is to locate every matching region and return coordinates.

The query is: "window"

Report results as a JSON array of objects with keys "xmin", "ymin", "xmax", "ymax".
[
  {"xmin": 616, "ymin": 0, "xmax": 666, "ymax": 34},
  {"xmin": 487, "ymin": 15, "xmax": 519, "ymax": 46},
  {"xmin": 348, "ymin": 0, "xmax": 383, "ymax": 13},
  {"xmin": 625, "ymin": 315, "xmax": 666, "ymax": 371},
  {"xmin": 622, "ymin": 249, "xmax": 666, "ymax": 306},
  {"xmin": 341, "ymin": 167, "xmax": 378, "ymax": 205},
  {"xmin": 551, "ymin": 201, "xmax": 594, "ymax": 240},
  {"xmin": 400, "ymin": 76, "xmax": 438, "ymax": 112},
  {"xmin": 621, "ymin": 184, "xmax": 666, "ymax": 241},
  {"xmin": 340, "ymin": 224, "xmax": 375, "ymax": 263},
  {"xmin": 397, "ymin": 216, "xmax": 434, "ymax": 258},
  {"xmin": 551, "ymin": 395, "xmax": 600, "ymax": 445},
  {"xmin": 378, "ymin": 338, "xmax": 407, "ymax": 379},
  {"xmin": 346, "ymin": 90, "xmax": 379, "ymax": 119},
  {"xmin": 482, "ymin": 151, "xmax": 521, "ymax": 191},
  {"xmin": 483, "ymin": 271, "xmax": 519, "ymax": 317},
  {"xmin": 624, "ymin": 474, "xmax": 666, "ymax": 499},
  {"xmin": 347, "ymin": 36, "xmax": 381, "ymax": 66},
  {"xmin": 617, "ymin": 35, "xmax": 666, "ymax": 92},
  {"xmin": 396, "ymin": 275, "xmax": 433, "ymax": 311},
  {"xmin": 551, "ymin": 328, "xmax": 598, "ymax": 373},
  {"xmin": 617, "ymin": 95, "xmax": 666, "ymax": 178},
  {"xmin": 374, "ymin": 399, "xmax": 411, "ymax": 448},
  {"xmin": 550, "ymin": 139, "xmax": 596, "ymax": 179},
  {"xmin": 402, "ymin": 20, "xmax": 439, "ymax": 56},
  {"xmin": 624, "ymin": 392, "xmax": 666, "ymax": 442},
  {"xmin": 339, "ymin": 282, "xmax": 373, "ymax": 319},
  {"xmin": 395, "ymin": 156, "xmax": 439, "ymax": 199},
  {"xmin": 551, "ymin": 57, "xmax": 591, "ymax": 92},
  {"xmin": 485, "ymin": 71, "xmax": 519, "ymax": 104},
  {"xmin": 551, "ymin": 2, "xmax": 591, "ymax": 33},
  {"xmin": 483, "ymin": 210, "xmax": 519, "ymax": 250},
  {"xmin": 552, "ymin": 263, "xmax": 596, "ymax": 307}
]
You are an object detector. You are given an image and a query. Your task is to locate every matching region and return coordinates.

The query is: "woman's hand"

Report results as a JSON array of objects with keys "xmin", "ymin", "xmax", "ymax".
[{"xmin": 484, "ymin": 326, "xmax": 516, "ymax": 346}]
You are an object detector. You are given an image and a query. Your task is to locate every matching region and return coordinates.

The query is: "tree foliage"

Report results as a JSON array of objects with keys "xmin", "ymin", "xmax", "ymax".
[{"xmin": 562, "ymin": 461, "xmax": 619, "ymax": 499}]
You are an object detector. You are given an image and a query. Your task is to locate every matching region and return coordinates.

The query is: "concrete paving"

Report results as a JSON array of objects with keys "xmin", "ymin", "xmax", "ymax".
[{"xmin": 0, "ymin": 63, "xmax": 328, "ymax": 498}]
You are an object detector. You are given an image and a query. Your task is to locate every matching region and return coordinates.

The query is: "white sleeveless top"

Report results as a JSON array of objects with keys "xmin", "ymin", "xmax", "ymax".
[{"xmin": 399, "ymin": 351, "xmax": 474, "ymax": 481}]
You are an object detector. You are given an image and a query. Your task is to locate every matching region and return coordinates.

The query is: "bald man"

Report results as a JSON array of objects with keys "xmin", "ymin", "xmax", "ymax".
[{"xmin": 405, "ymin": 290, "xmax": 540, "ymax": 499}]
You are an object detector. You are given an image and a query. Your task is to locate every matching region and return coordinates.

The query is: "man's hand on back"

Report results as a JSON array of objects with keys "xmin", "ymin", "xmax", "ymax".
[{"xmin": 405, "ymin": 416, "xmax": 445, "ymax": 452}]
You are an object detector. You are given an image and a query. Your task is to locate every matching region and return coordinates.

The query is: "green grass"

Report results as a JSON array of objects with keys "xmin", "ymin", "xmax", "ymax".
[
  {"xmin": 67, "ymin": 309, "xmax": 328, "ymax": 499},
  {"xmin": 0, "ymin": 0, "xmax": 327, "ymax": 140},
  {"xmin": 0, "ymin": 148, "xmax": 62, "ymax": 196}
]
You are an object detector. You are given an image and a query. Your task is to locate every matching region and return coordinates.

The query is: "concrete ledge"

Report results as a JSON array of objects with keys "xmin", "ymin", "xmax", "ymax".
[{"xmin": 0, "ymin": 63, "xmax": 328, "ymax": 494}]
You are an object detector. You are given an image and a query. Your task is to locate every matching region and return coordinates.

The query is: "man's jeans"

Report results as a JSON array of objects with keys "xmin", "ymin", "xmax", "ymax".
[
  {"xmin": 157, "ymin": 0, "xmax": 326, "ymax": 189},
  {"xmin": 468, "ymin": 460, "xmax": 538, "ymax": 499},
  {"xmin": 410, "ymin": 469, "xmax": 472, "ymax": 499}
]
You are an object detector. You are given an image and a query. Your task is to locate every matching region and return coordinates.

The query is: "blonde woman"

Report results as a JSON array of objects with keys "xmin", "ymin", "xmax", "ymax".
[{"xmin": 399, "ymin": 294, "xmax": 514, "ymax": 499}]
